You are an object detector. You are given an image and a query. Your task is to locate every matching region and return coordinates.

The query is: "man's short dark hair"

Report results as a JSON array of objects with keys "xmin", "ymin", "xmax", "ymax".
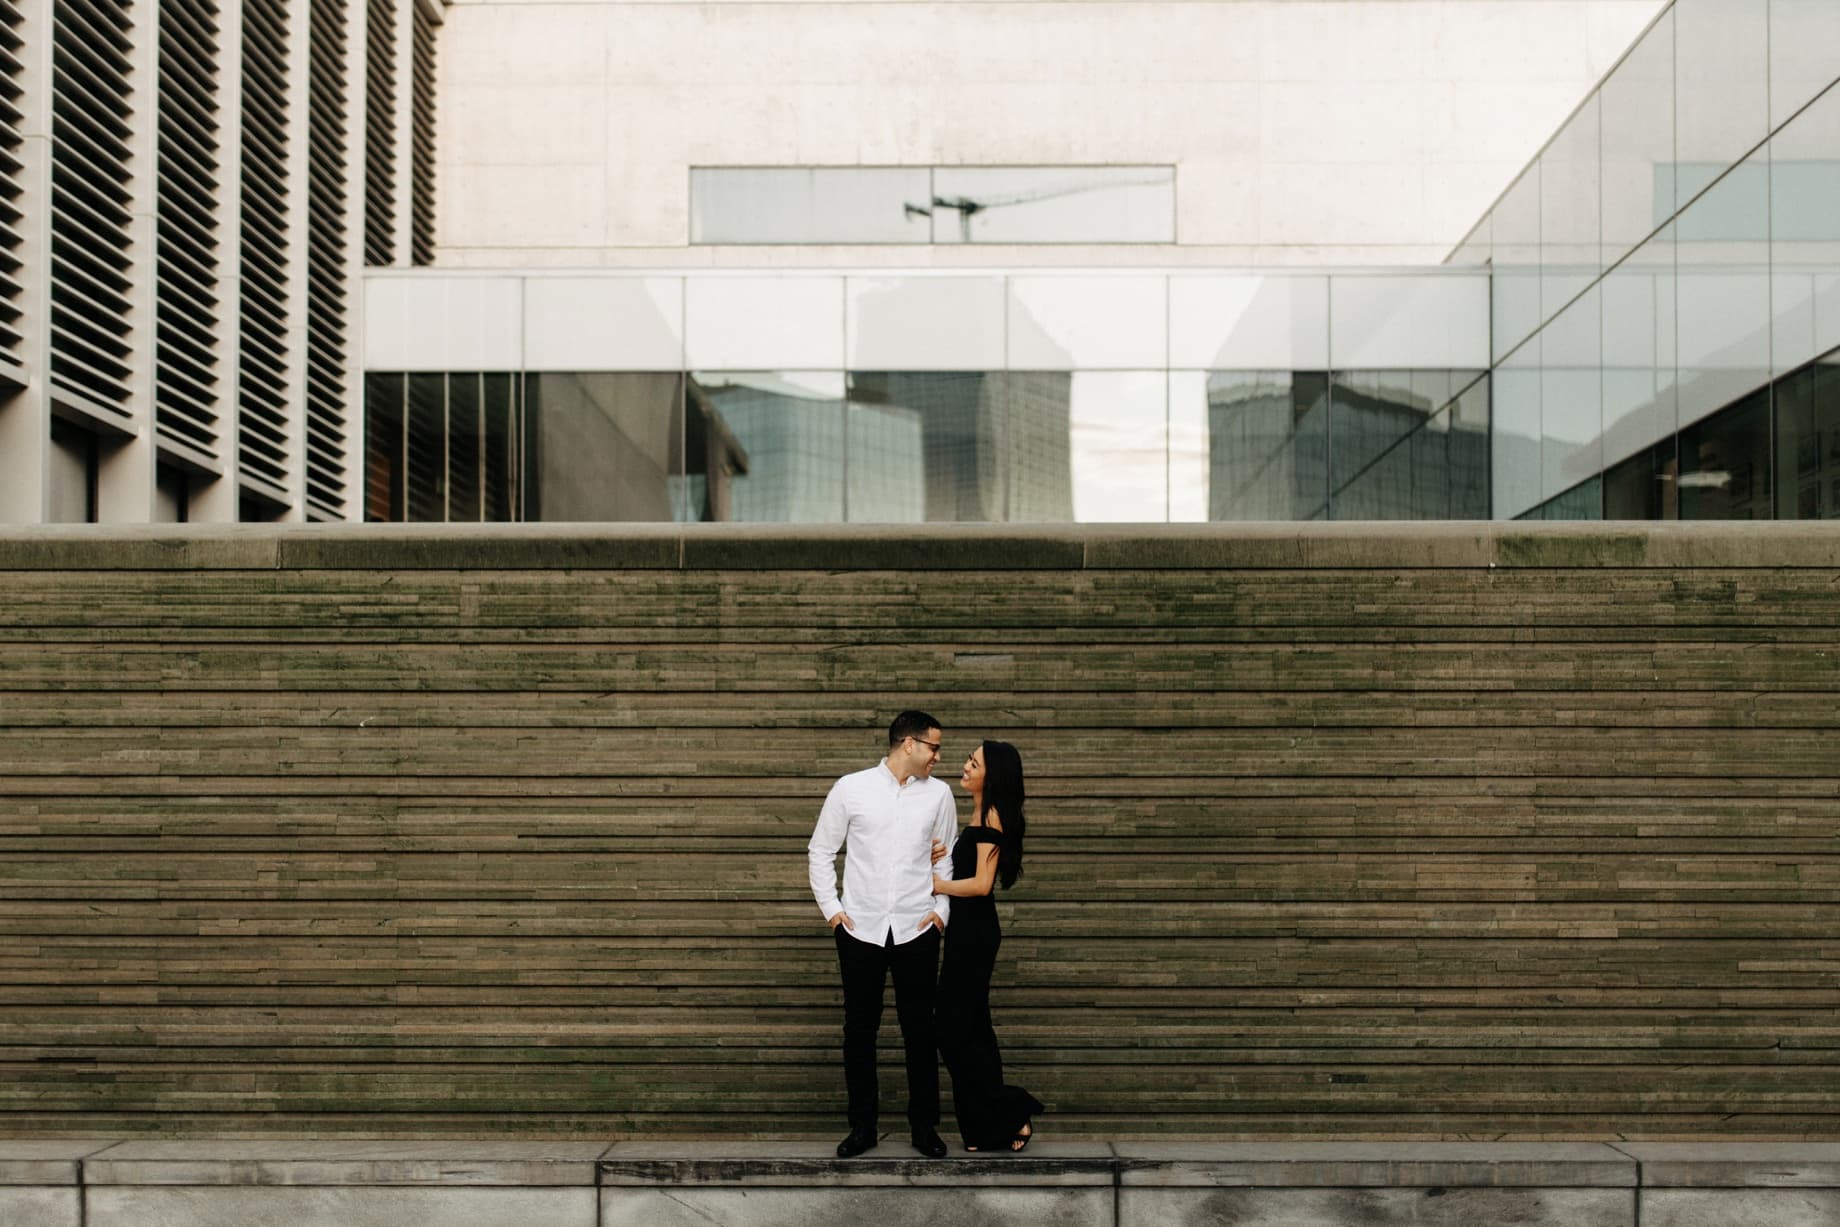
[{"xmin": 888, "ymin": 710, "xmax": 941, "ymax": 747}]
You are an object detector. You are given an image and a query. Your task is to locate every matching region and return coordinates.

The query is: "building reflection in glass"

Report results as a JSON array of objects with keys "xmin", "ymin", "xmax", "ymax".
[
  {"xmin": 366, "ymin": 365, "xmax": 1504, "ymax": 524},
  {"xmin": 1194, "ymin": 370, "xmax": 1329, "ymax": 520}
]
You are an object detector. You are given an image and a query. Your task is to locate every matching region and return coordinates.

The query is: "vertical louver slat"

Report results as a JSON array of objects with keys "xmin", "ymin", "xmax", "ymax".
[
  {"xmin": 409, "ymin": 0, "xmax": 433, "ymax": 265},
  {"xmin": 303, "ymin": 0, "xmax": 349, "ymax": 519},
  {"xmin": 237, "ymin": 0, "xmax": 293, "ymax": 503},
  {"xmin": 48, "ymin": 0, "xmax": 136, "ymax": 420},
  {"xmin": 0, "ymin": 0, "xmax": 27, "ymax": 372},
  {"xmin": 155, "ymin": 0, "xmax": 223, "ymax": 462},
  {"xmin": 362, "ymin": 0, "xmax": 391, "ymax": 264}
]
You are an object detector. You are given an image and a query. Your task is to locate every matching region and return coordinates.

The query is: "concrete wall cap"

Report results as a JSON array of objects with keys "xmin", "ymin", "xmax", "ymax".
[{"xmin": 2, "ymin": 522, "xmax": 1837, "ymax": 571}]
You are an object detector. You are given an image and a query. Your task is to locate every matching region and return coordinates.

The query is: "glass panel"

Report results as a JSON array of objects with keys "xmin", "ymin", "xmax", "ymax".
[
  {"xmin": 522, "ymin": 278, "xmax": 685, "ymax": 372},
  {"xmin": 1674, "ymin": 0, "xmax": 1768, "ymax": 212},
  {"xmin": 1419, "ymin": 375, "xmax": 1492, "ymax": 520},
  {"xmin": 1675, "ymin": 155, "xmax": 1770, "ymax": 429},
  {"xmin": 846, "ymin": 277, "xmax": 1006, "ymax": 371},
  {"xmin": 685, "ymin": 277, "xmax": 846, "ymax": 371},
  {"xmin": 1331, "ymin": 370, "xmax": 1453, "ymax": 519},
  {"xmin": 1167, "ymin": 372, "xmax": 1209, "ymax": 522},
  {"xmin": 1492, "ymin": 337, "xmax": 1541, "ymax": 519},
  {"xmin": 1678, "ymin": 387, "xmax": 1771, "ymax": 518},
  {"xmin": 447, "ymin": 373, "xmax": 483, "ymax": 523},
  {"xmin": 1773, "ymin": 352, "xmax": 1840, "ymax": 519},
  {"xmin": 930, "ymin": 167, "xmax": 1174, "ymax": 244},
  {"xmin": 690, "ymin": 168, "xmax": 931, "ymax": 244},
  {"xmin": 1328, "ymin": 276, "xmax": 1489, "ymax": 370},
  {"xmin": 440, "ymin": 278, "xmax": 524, "ymax": 371},
  {"xmin": 1168, "ymin": 275, "xmax": 1328, "ymax": 370},
  {"xmin": 1541, "ymin": 95, "xmax": 1601, "ymax": 322},
  {"xmin": 482, "ymin": 372, "xmax": 517, "ymax": 522},
  {"xmin": 1008, "ymin": 276, "xmax": 1166, "ymax": 370},
  {"xmin": 1541, "ymin": 284, "xmax": 1603, "ymax": 502},
  {"xmin": 526, "ymin": 372, "xmax": 684, "ymax": 522},
  {"xmin": 683, "ymin": 372, "xmax": 843, "ymax": 522},
  {"xmin": 1769, "ymin": 85, "xmax": 1840, "ymax": 378},
  {"xmin": 1181, "ymin": 370, "xmax": 1329, "ymax": 521},
  {"xmin": 1003, "ymin": 372, "xmax": 1076, "ymax": 522},
  {"xmin": 1600, "ymin": 9, "xmax": 1673, "ymax": 262},
  {"xmin": 364, "ymin": 372, "xmax": 405, "ymax": 522},
  {"xmin": 1602, "ymin": 225, "xmax": 1677, "ymax": 470},
  {"xmin": 845, "ymin": 372, "xmax": 1006, "ymax": 522},
  {"xmin": 404, "ymin": 372, "xmax": 446, "ymax": 522},
  {"xmin": 1769, "ymin": 0, "xmax": 1840, "ymax": 131},
  {"xmin": 1604, "ymin": 436, "xmax": 1678, "ymax": 520},
  {"xmin": 1491, "ymin": 166, "xmax": 1541, "ymax": 362},
  {"xmin": 1055, "ymin": 371, "xmax": 1166, "ymax": 522},
  {"xmin": 1539, "ymin": 477, "xmax": 1603, "ymax": 521}
]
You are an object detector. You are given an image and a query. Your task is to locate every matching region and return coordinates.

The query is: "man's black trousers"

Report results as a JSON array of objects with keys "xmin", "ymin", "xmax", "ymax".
[{"xmin": 835, "ymin": 925, "xmax": 940, "ymax": 1133}]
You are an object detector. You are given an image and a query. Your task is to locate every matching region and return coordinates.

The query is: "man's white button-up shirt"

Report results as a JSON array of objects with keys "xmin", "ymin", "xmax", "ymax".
[{"xmin": 809, "ymin": 758, "xmax": 957, "ymax": 947}]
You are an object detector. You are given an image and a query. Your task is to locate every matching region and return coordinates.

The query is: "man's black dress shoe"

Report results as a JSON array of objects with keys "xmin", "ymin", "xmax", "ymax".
[
  {"xmin": 836, "ymin": 1128, "xmax": 878, "ymax": 1158},
  {"xmin": 910, "ymin": 1128, "xmax": 948, "ymax": 1159}
]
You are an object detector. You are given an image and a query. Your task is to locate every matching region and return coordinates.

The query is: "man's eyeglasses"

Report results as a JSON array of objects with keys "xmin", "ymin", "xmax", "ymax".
[{"xmin": 909, "ymin": 737, "xmax": 942, "ymax": 757}]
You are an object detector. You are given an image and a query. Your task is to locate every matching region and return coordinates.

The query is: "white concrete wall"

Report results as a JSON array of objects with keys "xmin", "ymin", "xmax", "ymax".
[{"xmin": 435, "ymin": 0, "xmax": 1668, "ymax": 269}]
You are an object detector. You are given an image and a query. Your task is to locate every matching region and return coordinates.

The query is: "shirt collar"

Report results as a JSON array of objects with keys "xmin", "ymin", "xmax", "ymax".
[{"xmin": 879, "ymin": 757, "xmax": 915, "ymax": 788}]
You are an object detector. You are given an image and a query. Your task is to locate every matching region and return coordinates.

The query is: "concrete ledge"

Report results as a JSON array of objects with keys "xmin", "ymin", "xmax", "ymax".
[
  {"xmin": 81, "ymin": 1140, "xmax": 609, "ymax": 1187},
  {"xmin": 1616, "ymin": 1143, "xmax": 1840, "ymax": 1187},
  {"xmin": 2, "ymin": 521, "xmax": 1838, "ymax": 571},
  {"xmin": 85, "ymin": 1187, "xmax": 598, "ymax": 1227},
  {"xmin": 0, "ymin": 1141, "xmax": 121, "ymax": 1186},
  {"xmin": 3, "ymin": 1142, "xmax": 1838, "ymax": 1227},
  {"xmin": 600, "ymin": 1140, "xmax": 1116, "ymax": 1186}
]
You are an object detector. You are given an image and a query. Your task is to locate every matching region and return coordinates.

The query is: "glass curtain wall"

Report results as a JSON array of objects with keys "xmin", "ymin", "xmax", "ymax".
[
  {"xmin": 362, "ymin": 270, "xmax": 1492, "ymax": 523},
  {"xmin": 1453, "ymin": 0, "xmax": 1840, "ymax": 520}
]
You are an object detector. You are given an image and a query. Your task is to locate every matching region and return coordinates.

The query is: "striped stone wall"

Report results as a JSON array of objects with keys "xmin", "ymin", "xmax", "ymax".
[{"xmin": 1, "ymin": 523, "xmax": 1836, "ymax": 1138}]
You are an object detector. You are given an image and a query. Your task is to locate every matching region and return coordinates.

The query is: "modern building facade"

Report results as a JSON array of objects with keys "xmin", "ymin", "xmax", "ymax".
[
  {"xmin": 0, "ymin": 0, "xmax": 444, "ymax": 525},
  {"xmin": 7, "ymin": 0, "xmax": 1838, "ymax": 525},
  {"xmin": 1450, "ymin": 0, "xmax": 1840, "ymax": 523}
]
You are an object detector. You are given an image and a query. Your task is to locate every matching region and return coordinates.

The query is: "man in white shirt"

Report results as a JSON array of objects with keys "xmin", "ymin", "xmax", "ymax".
[{"xmin": 808, "ymin": 710, "xmax": 958, "ymax": 1159}]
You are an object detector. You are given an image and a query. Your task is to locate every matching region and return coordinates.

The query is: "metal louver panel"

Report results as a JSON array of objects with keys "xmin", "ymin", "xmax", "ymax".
[
  {"xmin": 48, "ymin": 0, "xmax": 137, "ymax": 421},
  {"xmin": 155, "ymin": 0, "xmax": 224, "ymax": 465},
  {"xmin": 409, "ymin": 0, "xmax": 433, "ymax": 265},
  {"xmin": 362, "ymin": 0, "xmax": 391, "ymax": 265},
  {"xmin": 236, "ymin": 0, "xmax": 291, "ymax": 503},
  {"xmin": 303, "ymin": 0, "xmax": 350, "ymax": 519},
  {"xmin": 0, "ymin": 0, "xmax": 27, "ymax": 375}
]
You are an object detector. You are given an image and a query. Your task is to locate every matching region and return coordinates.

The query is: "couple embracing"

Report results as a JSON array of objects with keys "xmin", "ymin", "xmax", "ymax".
[{"xmin": 807, "ymin": 710, "xmax": 1043, "ymax": 1158}]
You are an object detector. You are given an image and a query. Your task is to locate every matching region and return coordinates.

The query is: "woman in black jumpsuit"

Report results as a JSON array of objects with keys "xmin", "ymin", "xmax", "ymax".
[{"xmin": 932, "ymin": 740, "xmax": 1043, "ymax": 1151}]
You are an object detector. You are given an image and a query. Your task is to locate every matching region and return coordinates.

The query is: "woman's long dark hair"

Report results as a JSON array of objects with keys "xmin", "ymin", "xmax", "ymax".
[{"xmin": 978, "ymin": 739, "xmax": 1026, "ymax": 889}]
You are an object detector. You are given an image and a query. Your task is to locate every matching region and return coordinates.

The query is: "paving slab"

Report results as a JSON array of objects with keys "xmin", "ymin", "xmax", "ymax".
[
  {"xmin": 83, "ymin": 1140, "xmax": 609, "ymax": 1187},
  {"xmin": 1615, "ymin": 1144, "xmax": 1840, "ymax": 1188},
  {"xmin": 601, "ymin": 1185, "xmax": 1111, "ymax": 1227},
  {"xmin": 1642, "ymin": 1189, "xmax": 1840, "ymax": 1227},
  {"xmin": 1120, "ymin": 1186, "xmax": 1634, "ymax": 1227},
  {"xmin": 85, "ymin": 1186, "xmax": 596, "ymax": 1227},
  {"xmin": 0, "ymin": 1140, "xmax": 126, "ymax": 1185},
  {"xmin": 0, "ymin": 1187, "xmax": 81, "ymax": 1227},
  {"xmin": 1113, "ymin": 1142, "xmax": 1637, "ymax": 1187},
  {"xmin": 600, "ymin": 1139, "xmax": 1115, "ymax": 1187}
]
